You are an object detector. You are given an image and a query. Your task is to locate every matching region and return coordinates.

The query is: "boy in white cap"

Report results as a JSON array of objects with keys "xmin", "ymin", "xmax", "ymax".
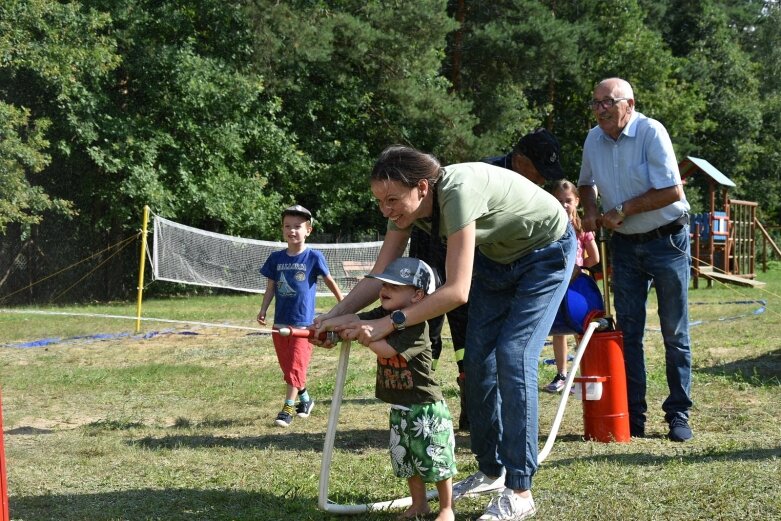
[{"xmin": 320, "ymin": 257, "xmax": 457, "ymax": 521}]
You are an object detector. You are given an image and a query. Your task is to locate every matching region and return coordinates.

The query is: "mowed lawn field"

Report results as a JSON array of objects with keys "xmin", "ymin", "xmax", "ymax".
[{"xmin": 1, "ymin": 267, "xmax": 780, "ymax": 520}]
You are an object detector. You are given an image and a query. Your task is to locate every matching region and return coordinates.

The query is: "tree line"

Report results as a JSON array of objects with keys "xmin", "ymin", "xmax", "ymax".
[{"xmin": 1, "ymin": 0, "xmax": 779, "ymax": 302}]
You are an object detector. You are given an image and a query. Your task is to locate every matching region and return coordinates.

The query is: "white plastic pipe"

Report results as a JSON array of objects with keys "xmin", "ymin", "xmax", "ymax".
[
  {"xmin": 318, "ymin": 320, "xmax": 603, "ymax": 514},
  {"xmin": 537, "ymin": 320, "xmax": 600, "ymax": 464}
]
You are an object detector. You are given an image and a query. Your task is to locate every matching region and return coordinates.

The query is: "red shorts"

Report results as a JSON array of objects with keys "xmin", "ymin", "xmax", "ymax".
[{"xmin": 272, "ymin": 327, "xmax": 314, "ymax": 388}]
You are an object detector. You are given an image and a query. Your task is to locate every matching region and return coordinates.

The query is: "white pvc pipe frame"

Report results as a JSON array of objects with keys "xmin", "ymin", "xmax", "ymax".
[{"xmin": 317, "ymin": 320, "xmax": 602, "ymax": 514}]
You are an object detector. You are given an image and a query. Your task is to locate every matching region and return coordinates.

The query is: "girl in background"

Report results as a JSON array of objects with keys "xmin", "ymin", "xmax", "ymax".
[{"xmin": 544, "ymin": 180, "xmax": 600, "ymax": 393}]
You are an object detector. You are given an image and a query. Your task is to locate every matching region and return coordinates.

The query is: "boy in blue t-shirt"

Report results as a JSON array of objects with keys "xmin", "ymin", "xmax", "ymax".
[{"xmin": 257, "ymin": 205, "xmax": 343, "ymax": 427}]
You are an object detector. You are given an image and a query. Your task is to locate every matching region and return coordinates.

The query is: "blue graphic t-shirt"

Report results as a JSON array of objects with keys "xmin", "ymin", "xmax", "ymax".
[{"xmin": 259, "ymin": 248, "xmax": 330, "ymax": 326}]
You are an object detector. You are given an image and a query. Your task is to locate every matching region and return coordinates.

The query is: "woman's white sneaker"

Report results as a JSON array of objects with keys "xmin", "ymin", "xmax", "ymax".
[
  {"xmin": 478, "ymin": 488, "xmax": 536, "ymax": 520},
  {"xmin": 452, "ymin": 471, "xmax": 505, "ymax": 500}
]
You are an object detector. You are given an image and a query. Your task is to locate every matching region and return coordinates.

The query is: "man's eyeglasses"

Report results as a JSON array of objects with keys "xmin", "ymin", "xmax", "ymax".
[{"xmin": 588, "ymin": 98, "xmax": 629, "ymax": 110}]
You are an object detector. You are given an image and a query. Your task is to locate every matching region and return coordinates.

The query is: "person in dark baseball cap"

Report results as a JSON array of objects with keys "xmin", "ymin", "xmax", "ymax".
[{"xmin": 484, "ymin": 127, "xmax": 565, "ymax": 185}]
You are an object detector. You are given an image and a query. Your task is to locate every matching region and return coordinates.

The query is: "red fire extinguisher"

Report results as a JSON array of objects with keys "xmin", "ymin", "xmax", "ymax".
[{"xmin": 573, "ymin": 229, "xmax": 631, "ymax": 443}]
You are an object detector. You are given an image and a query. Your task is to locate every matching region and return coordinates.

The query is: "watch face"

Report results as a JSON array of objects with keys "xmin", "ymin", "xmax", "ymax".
[{"xmin": 391, "ymin": 310, "xmax": 406, "ymax": 327}]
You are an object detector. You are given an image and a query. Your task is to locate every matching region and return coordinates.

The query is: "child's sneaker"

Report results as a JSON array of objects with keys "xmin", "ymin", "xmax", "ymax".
[
  {"xmin": 543, "ymin": 373, "xmax": 567, "ymax": 393},
  {"xmin": 296, "ymin": 399, "xmax": 315, "ymax": 418},
  {"xmin": 275, "ymin": 404, "xmax": 295, "ymax": 427}
]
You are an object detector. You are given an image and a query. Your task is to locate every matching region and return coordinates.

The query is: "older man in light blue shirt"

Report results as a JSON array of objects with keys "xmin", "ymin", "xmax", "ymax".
[{"xmin": 578, "ymin": 77, "xmax": 693, "ymax": 443}]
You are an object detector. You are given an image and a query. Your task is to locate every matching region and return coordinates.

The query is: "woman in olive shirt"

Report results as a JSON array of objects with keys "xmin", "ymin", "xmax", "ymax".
[{"xmin": 316, "ymin": 145, "xmax": 575, "ymax": 521}]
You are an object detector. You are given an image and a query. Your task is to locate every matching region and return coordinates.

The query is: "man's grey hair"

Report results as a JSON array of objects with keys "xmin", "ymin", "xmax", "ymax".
[{"xmin": 597, "ymin": 77, "xmax": 634, "ymax": 100}]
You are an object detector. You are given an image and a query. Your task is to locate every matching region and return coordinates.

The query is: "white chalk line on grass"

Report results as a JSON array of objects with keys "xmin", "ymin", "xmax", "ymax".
[{"xmin": 0, "ymin": 308, "xmax": 267, "ymax": 333}]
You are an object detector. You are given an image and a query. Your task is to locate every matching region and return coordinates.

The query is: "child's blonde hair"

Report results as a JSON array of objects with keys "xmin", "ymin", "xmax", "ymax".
[{"xmin": 550, "ymin": 179, "xmax": 583, "ymax": 234}]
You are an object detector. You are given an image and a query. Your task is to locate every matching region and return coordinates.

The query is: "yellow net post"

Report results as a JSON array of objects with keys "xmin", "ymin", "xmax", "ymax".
[{"xmin": 135, "ymin": 205, "xmax": 150, "ymax": 333}]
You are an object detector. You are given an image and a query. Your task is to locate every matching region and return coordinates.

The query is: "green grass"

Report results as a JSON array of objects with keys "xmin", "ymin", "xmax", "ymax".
[{"xmin": 1, "ymin": 273, "xmax": 781, "ymax": 520}]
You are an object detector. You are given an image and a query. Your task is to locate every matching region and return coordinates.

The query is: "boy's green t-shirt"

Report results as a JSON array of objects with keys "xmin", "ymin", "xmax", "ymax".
[
  {"xmin": 358, "ymin": 307, "xmax": 444, "ymax": 407},
  {"xmin": 389, "ymin": 162, "xmax": 568, "ymax": 264}
]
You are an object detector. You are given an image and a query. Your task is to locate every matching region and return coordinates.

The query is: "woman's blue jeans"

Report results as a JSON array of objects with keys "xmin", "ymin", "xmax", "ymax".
[
  {"xmin": 465, "ymin": 225, "xmax": 576, "ymax": 491},
  {"xmin": 610, "ymin": 226, "xmax": 693, "ymax": 429}
]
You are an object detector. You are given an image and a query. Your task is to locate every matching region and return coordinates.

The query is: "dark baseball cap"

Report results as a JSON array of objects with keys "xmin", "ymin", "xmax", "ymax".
[
  {"xmin": 282, "ymin": 204, "xmax": 312, "ymax": 221},
  {"xmin": 366, "ymin": 257, "xmax": 436, "ymax": 294},
  {"xmin": 513, "ymin": 128, "xmax": 565, "ymax": 181}
]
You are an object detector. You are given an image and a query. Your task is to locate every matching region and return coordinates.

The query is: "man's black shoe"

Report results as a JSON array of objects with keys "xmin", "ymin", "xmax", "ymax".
[{"xmin": 668, "ymin": 417, "xmax": 693, "ymax": 442}]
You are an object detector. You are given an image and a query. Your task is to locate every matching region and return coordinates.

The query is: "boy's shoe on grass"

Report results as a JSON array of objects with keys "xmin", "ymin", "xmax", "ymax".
[
  {"xmin": 543, "ymin": 373, "xmax": 566, "ymax": 393},
  {"xmin": 478, "ymin": 488, "xmax": 536, "ymax": 520},
  {"xmin": 296, "ymin": 399, "xmax": 315, "ymax": 418},
  {"xmin": 453, "ymin": 470, "xmax": 505, "ymax": 500},
  {"xmin": 275, "ymin": 405, "xmax": 295, "ymax": 427}
]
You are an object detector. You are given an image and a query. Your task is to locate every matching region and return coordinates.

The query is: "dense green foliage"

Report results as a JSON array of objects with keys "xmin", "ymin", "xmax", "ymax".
[{"xmin": 1, "ymin": 0, "xmax": 780, "ymax": 301}]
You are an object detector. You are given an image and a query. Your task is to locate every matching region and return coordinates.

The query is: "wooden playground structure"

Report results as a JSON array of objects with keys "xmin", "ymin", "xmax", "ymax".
[{"xmin": 680, "ymin": 156, "xmax": 780, "ymax": 288}]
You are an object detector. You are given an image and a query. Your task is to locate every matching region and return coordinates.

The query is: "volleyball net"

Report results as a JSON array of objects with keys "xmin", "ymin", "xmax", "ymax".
[{"xmin": 151, "ymin": 211, "xmax": 389, "ymax": 297}]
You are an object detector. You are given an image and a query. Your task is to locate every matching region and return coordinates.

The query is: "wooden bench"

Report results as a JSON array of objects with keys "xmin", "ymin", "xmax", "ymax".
[
  {"xmin": 342, "ymin": 261, "xmax": 374, "ymax": 279},
  {"xmin": 340, "ymin": 260, "xmax": 375, "ymax": 292}
]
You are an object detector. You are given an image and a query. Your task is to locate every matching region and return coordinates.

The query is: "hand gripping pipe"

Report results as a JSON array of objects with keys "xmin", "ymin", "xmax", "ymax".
[{"xmin": 317, "ymin": 319, "xmax": 604, "ymax": 514}]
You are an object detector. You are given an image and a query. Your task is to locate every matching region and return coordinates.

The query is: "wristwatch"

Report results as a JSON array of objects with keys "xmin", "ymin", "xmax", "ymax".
[
  {"xmin": 390, "ymin": 310, "xmax": 407, "ymax": 331},
  {"xmin": 614, "ymin": 203, "xmax": 626, "ymax": 219}
]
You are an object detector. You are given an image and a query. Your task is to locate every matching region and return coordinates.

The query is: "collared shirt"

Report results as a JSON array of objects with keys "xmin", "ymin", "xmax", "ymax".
[{"xmin": 578, "ymin": 111, "xmax": 690, "ymax": 234}]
